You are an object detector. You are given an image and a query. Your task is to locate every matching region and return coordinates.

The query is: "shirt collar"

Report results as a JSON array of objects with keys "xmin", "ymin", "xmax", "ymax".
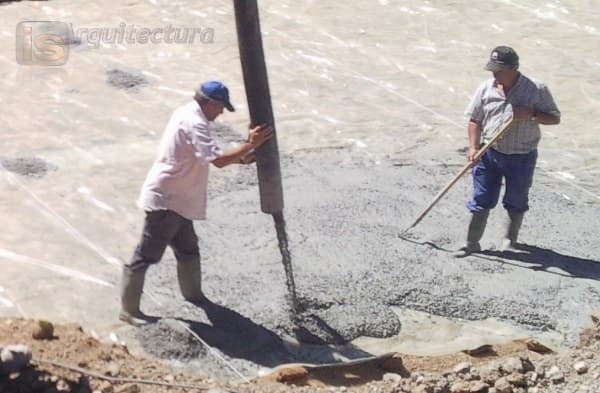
[{"xmin": 492, "ymin": 72, "xmax": 522, "ymax": 96}]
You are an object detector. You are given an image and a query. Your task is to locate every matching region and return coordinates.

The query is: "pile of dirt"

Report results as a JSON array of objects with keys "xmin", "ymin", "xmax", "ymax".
[
  {"xmin": 1, "ymin": 314, "xmax": 599, "ymax": 392},
  {"xmin": 0, "ymin": 318, "xmax": 211, "ymax": 393}
]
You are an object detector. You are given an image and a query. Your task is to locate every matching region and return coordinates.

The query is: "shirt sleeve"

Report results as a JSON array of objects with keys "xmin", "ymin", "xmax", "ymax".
[
  {"xmin": 536, "ymin": 83, "xmax": 561, "ymax": 117},
  {"xmin": 464, "ymin": 82, "xmax": 486, "ymax": 123},
  {"xmin": 190, "ymin": 123, "xmax": 223, "ymax": 163}
]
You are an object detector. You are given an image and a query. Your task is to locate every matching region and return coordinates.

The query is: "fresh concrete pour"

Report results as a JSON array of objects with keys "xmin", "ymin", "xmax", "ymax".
[{"xmin": 118, "ymin": 140, "xmax": 600, "ymax": 379}]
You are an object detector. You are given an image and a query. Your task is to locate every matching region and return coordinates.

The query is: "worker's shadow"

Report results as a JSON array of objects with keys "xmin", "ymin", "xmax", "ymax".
[
  {"xmin": 177, "ymin": 299, "xmax": 294, "ymax": 367},
  {"xmin": 481, "ymin": 244, "xmax": 600, "ymax": 280},
  {"xmin": 177, "ymin": 299, "xmax": 371, "ymax": 367}
]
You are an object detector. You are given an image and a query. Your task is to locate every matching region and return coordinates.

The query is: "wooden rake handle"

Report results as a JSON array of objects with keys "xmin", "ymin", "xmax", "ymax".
[{"xmin": 404, "ymin": 117, "xmax": 514, "ymax": 233}]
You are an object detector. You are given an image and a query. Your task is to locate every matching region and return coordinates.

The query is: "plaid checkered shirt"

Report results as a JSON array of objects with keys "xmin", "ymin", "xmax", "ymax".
[{"xmin": 465, "ymin": 74, "xmax": 560, "ymax": 154}]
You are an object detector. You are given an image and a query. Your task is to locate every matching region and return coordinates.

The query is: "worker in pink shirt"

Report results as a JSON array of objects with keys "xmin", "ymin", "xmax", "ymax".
[{"xmin": 120, "ymin": 80, "xmax": 273, "ymax": 325}]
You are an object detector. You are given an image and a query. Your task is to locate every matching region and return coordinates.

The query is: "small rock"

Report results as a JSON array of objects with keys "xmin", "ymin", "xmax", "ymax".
[
  {"xmin": 591, "ymin": 310, "xmax": 600, "ymax": 325},
  {"xmin": 453, "ymin": 362, "xmax": 473, "ymax": 374},
  {"xmin": 469, "ymin": 381, "xmax": 489, "ymax": 392},
  {"xmin": 501, "ymin": 357, "xmax": 524, "ymax": 375},
  {"xmin": 526, "ymin": 388, "xmax": 539, "ymax": 393},
  {"xmin": 480, "ymin": 364, "xmax": 502, "ymax": 384},
  {"xmin": 534, "ymin": 366, "xmax": 545, "ymax": 379},
  {"xmin": 521, "ymin": 358, "xmax": 535, "ymax": 372},
  {"xmin": 56, "ymin": 379, "xmax": 70, "ymax": 392},
  {"xmin": 574, "ymin": 361, "xmax": 588, "ymax": 374},
  {"xmin": 450, "ymin": 381, "xmax": 471, "ymax": 393},
  {"xmin": 104, "ymin": 362, "xmax": 121, "ymax": 377},
  {"xmin": 462, "ymin": 344, "xmax": 495, "ymax": 357},
  {"xmin": 382, "ymin": 353, "xmax": 404, "ymax": 372},
  {"xmin": 464, "ymin": 372, "xmax": 479, "ymax": 382},
  {"xmin": 546, "ymin": 366, "xmax": 564, "ymax": 384},
  {"xmin": 163, "ymin": 374, "xmax": 175, "ymax": 382},
  {"xmin": 383, "ymin": 372, "xmax": 402, "ymax": 384},
  {"xmin": 413, "ymin": 384, "xmax": 432, "ymax": 393},
  {"xmin": 32, "ymin": 320, "xmax": 54, "ymax": 340},
  {"xmin": 494, "ymin": 377, "xmax": 513, "ymax": 393},
  {"xmin": 274, "ymin": 366, "xmax": 308, "ymax": 383},
  {"xmin": 506, "ymin": 372, "xmax": 527, "ymax": 387},
  {"xmin": 524, "ymin": 339, "xmax": 553, "ymax": 354},
  {"xmin": 528, "ymin": 372, "xmax": 538, "ymax": 383}
]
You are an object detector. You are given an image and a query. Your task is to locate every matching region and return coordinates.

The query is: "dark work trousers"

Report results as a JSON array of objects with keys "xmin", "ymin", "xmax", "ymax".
[
  {"xmin": 467, "ymin": 148, "xmax": 538, "ymax": 214},
  {"xmin": 127, "ymin": 210, "xmax": 200, "ymax": 272}
]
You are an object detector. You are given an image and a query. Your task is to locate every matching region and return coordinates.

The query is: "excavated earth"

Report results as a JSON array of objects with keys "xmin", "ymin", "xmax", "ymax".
[{"xmin": 1, "ymin": 315, "xmax": 600, "ymax": 392}]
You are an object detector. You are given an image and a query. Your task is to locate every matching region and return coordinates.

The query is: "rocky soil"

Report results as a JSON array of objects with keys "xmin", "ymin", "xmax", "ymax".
[{"xmin": 1, "ymin": 313, "xmax": 599, "ymax": 393}]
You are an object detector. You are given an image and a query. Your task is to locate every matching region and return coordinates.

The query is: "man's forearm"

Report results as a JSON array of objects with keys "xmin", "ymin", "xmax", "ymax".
[
  {"xmin": 468, "ymin": 120, "xmax": 482, "ymax": 148},
  {"xmin": 212, "ymin": 142, "xmax": 254, "ymax": 168},
  {"xmin": 535, "ymin": 112, "xmax": 561, "ymax": 125}
]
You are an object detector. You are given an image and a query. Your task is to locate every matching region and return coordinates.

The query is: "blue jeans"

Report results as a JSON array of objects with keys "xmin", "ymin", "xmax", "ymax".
[{"xmin": 467, "ymin": 148, "xmax": 538, "ymax": 213}]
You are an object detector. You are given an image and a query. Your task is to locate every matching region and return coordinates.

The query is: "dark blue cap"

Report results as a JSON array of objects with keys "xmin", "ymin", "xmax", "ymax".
[
  {"xmin": 198, "ymin": 80, "xmax": 235, "ymax": 112},
  {"xmin": 485, "ymin": 46, "xmax": 519, "ymax": 71}
]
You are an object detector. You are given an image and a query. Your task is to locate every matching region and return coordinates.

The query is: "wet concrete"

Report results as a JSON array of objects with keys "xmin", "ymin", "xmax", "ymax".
[
  {"xmin": 0, "ymin": 156, "xmax": 56, "ymax": 178},
  {"xmin": 273, "ymin": 212, "xmax": 299, "ymax": 314},
  {"xmin": 106, "ymin": 66, "xmax": 148, "ymax": 90},
  {"xmin": 127, "ymin": 148, "xmax": 600, "ymax": 379}
]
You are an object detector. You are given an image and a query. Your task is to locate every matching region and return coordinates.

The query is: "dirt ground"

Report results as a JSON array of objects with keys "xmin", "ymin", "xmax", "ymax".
[{"xmin": 2, "ymin": 315, "xmax": 599, "ymax": 392}]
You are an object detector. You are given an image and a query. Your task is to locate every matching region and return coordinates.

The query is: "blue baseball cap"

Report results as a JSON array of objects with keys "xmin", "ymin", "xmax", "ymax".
[{"xmin": 197, "ymin": 80, "xmax": 235, "ymax": 112}]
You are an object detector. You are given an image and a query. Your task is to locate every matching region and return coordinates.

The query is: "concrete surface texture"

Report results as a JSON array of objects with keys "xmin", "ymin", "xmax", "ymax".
[{"xmin": 0, "ymin": 0, "xmax": 599, "ymax": 381}]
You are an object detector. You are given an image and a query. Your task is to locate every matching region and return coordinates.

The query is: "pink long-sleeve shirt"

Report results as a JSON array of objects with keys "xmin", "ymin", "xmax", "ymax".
[{"xmin": 137, "ymin": 101, "xmax": 223, "ymax": 220}]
